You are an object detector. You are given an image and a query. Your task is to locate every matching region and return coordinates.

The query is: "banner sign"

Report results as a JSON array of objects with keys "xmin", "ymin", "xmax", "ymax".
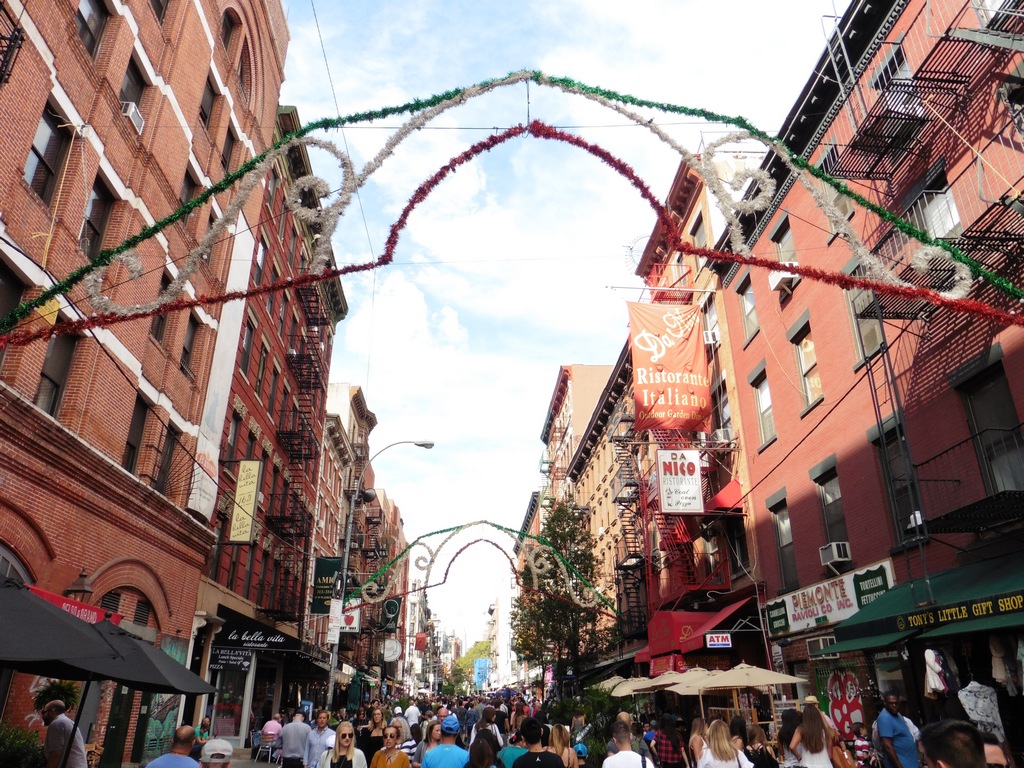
[
  {"xmin": 29, "ymin": 585, "xmax": 123, "ymax": 625},
  {"xmin": 657, "ymin": 449, "xmax": 704, "ymax": 513},
  {"xmin": 228, "ymin": 460, "xmax": 262, "ymax": 542},
  {"xmin": 335, "ymin": 598, "xmax": 362, "ymax": 635},
  {"xmin": 380, "ymin": 598, "xmax": 402, "ymax": 633},
  {"xmin": 214, "ymin": 605, "xmax": 300, "ymax": 651},
  {"xmin": 627, "ymin": 302, "xmax": 711, "ymax": 432},
  {"xmin": 650, "ymin": 653, "xmax": 681, "ymax": 675},
  {"xmin": 415, "ymin": 632, "xmax": 427, "ymax": 652},
  {"xmin": 312, "ymin": 557, "xmax": 342, "ymax": 615},
  {"xmin": 474, "ymin": 657, "xmax": 491, "ymax": 688},
  {"xmin": 766, "ymin": 560, "xmax": 895, "ymax": 636}
]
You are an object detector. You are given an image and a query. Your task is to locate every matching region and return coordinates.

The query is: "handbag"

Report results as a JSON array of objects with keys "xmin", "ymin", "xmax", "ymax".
[{"xmin": 830, "ymin": 743, "xmax": 856, "ymax": 768}]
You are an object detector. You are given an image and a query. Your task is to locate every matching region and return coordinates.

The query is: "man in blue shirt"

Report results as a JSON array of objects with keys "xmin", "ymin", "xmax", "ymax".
[
  {"xmin": 877, "ymin": 691, "xmax": 919, "ymax": 768},
  {"xmin": 423, "ymin": 715, "xmax": 469, "ymax": 768},
  {"xmin": 306, "ymin": 710, "xmax": 336, "ymax": 768}
]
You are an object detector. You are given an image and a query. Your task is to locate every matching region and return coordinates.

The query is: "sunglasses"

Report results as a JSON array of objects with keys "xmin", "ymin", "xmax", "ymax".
[
  {"xmin": 340, "ymin": 734, "xmax": 354, "ymax": 739},
  {"xmin": 384, "ymin": 733, "xmax": 399, "ymax": 739}
]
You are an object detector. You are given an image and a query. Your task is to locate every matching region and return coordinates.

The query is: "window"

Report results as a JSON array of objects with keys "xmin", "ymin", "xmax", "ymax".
[
  {"xmin": 221, "ymin": 128, "xmax": 235, "ymax": 172},
  {"xmin": 288, "ymin": 229, "xmax": 298, "ymax": 265},
  {"xmin": 872, "ymin": 42, "xmax": 910, "ymax": 93},
  {"xmin": 76, "ymin": 0, "xmax": 108, "ymax": 56},
  {"xmin": 150, "ymin": 274, "xmax": 171, "ymax": 343},
  {"xmin": 253, "ymin": 239, "xmax": 266, "ymax": 285},
  {"xmin": 772, "ymin": 217, "xmax": 797, "ymax": 263},
  {"xmin": 119, "ymin": 59, "xmax": 145, "ymax": 108},
  {"xmin": 875, "ymin": 425, "xmax": 917, "ymax": 542},
  {"xmin": 24, "ymin": 110, "xmax": 69, "ymax": 205},
  {"xmin": 35, "ymin": 331, "xmax": 76, "ymax": 416},
  {"xmin": 793, "ymin": 326, "xmax": 823, "ymax": 406},
  {"xmin": 199, "ymin": 75, "xmax": 215, "ymax": 128},
  {"xmin": 180, "ymin": 313, "xmax": 199, "ymax": 377},
  {"xmin": 753, "ymin": 373, "xmax": 776, "ymax": 445},
  {"xmin": 238, "ymin": 40, "xmax": 252, "ymax": 104},
  {"xmin": 0, "ymin": 261, "xmax": 25, "ymax": 367},
  {"xmin": 133, "ymin": 598, "xmax": 152, "ymax": 626},
  {"xmin": 149, "ymin": 0, "xmax": 167, "ymax": 22},
  {"xmin": 154, "ymin": 423, "xmax": 180, "ymax": 494},
  {"xmin": 179, "ymin": 172, "xmax": 197, "ymax": 222},
  {"xmin": 277, "ymin": 297, "xmax": 287, "ymax": 336},
  {"xmin": 81, "ymin": 179, "xmax": 114, "ymax": 261},
  {"xmin": 819, "ymin": 145, "xmax": 855, "ymax": 233},
  {"xmin": 122, "ymin": 395, "xmax": 148, "ymax": 472},
  {"xmin": 227, "ymin": 413, "xmax": 241, "ymax": 459},
  {"xmin": 846, "ymin": 265, "xmax": 885, "ymax": 361},
  {"xmin": 266, "ymin": 170, "xmax": 279, "ymax": 210},
  {"xmin": 266, "ymin": 269, "xmax": 277, "ymax": 314},
  {"xmin": 267, "ymin": 366, "xmax": 280, "ymax": 414},
  {"xmin": 254, "ymin": 345, "xmax": 268, "ymax": 393},
  {"xmin": 239, "ymin": 319, "xmax": 255, "ymax": 373},
  {"xmin": 724, "ymin": 516, "xmax": 749, "ymax": 572},
  {"xmin": 712, "ymin": 388, "xmax": 732, "ymax": 436},
  {"xmin": 817, "ymin": 470, "xmax": 848, "ymax": 543},
  {"xmin": 960, "ymin": 364, "xmax": 1024, "ymax": 494},
  {"xmin": 739, "ymin": 278, "xmax": 758, "ymax": 340},
  {"xmin": 100, "ymin": 591, "xmax": 121, "ymax": 613},
  {"xmin": 220, "ymin": 11, "xmax": 237, "ymax": 49},
  {"xmin": 772, "ymin": 501, "xmax": 798, "ymax": 591},
  {"xmin": 246, "ymin": 431, "xmax": 256, "ymax": 460}
]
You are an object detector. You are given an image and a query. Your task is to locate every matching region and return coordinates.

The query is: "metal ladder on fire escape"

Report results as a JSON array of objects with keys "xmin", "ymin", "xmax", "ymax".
[{"xmin": 611, "ymin": 410, "xmax": 647, "ymax": 638}]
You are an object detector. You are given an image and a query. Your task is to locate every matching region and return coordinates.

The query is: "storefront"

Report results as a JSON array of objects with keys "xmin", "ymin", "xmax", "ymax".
[
  {"xmin": 812, "ymin": 553, "xmax": 1024, "ymax": 754},
  {"xmin": 647, "ymin": 598, "xmax": 764, "ymax": 672},
  {"xmin": 765, "ymin": 559, "xmax": 897, "ymax": 738}
]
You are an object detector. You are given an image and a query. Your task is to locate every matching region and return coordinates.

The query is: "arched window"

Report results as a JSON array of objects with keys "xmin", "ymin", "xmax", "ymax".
[
  {"xmin": 238, "ymin": 39, "xmax": 252, "ymax": 103},
  {"xmin": 220, "ymin": 10, "xmax": 238, "ymax": 50},
  {"xmin": 0, "ymin": 542, "xmax": 29, "ymax": 580}
]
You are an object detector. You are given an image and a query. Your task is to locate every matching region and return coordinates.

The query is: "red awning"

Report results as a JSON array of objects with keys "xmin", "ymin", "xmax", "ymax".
[
  {"xmin": 648, "ymin": 598, "xmax": 751, "ymax": 656},
  {"xmin": 634, "ymin": 645, "xmax": 651, "ymax": 663},
  {"xmin": 707, "ymin": 479, "xmax": 743, "ymax": 511},
  {"xmin": 28, "ymin": 585, "xmax": 122, "ymax": 625}
]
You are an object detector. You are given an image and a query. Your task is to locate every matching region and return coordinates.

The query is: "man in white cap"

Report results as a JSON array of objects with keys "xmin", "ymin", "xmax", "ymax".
[{"xmin": 200, "ymin": 738, "xmax": 234, "ymax": 766}]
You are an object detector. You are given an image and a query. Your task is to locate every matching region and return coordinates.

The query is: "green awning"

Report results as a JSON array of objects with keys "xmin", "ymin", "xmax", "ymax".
[
  {"xmin": 917, "ymin": 610, "xmax": 1024, "ymax": 639},
  {"xmin": 832, "ymin": 553, "xmax": 1024, "ymax": 644},
  {"xmin": 809, "ymin": 630, "xmax": 915, "ymax": 657}
]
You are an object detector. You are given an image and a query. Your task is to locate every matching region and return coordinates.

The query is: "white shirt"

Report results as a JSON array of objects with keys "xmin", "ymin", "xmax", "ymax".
[
  {"xmin": 406, "ymin": 705, "xmax": 422, "ymax": 725},
  {"xmin": 604, "ymin": 750, "xmax": 647, "ymax": 768},
  {"xmin": 698, "ymin": 749, "xmax": 755, "ymax": 768}
]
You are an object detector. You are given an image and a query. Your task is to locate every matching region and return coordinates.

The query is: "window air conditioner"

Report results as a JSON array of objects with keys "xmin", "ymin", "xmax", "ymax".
[
  {"xmin": 819, "ymin": 541, "xmax": 852, "ymax": 567},
  {"xmin": 710, "ymin": 428, "xmax": 735, "ymax": 443},
  {"xmin": 121, "ymin": 101, "xmax": 145, "ymax": 134},
  {"xmin": 768, "ymin": 262, "xmax": 800, "ymax": 293},
  {"xmin": 703, "ymin": 329, "xmax": 720, "ymax": 346}
]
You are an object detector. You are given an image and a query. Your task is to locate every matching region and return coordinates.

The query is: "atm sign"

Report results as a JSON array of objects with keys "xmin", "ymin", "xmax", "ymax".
[{"xmin": 705, "ymin": 633, "xmax": 732, "ymax": 648}]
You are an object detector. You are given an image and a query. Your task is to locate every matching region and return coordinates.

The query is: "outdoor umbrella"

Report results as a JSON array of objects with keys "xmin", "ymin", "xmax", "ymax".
[
  {"xmin": 696, "ymin": 663, "xmax": 807, "ymax": 725},
  {"xmin": 633, "ymin": 668, "xmax": 707, "ymax": 693},
  {"xmin": 610, "ymin": 677, "xmax": 653, "ymax": 697},
  {"xmin": 593, "ymin": 675, "xmax": 626, "ymax": 692},
  {"xmin": 0, "ymin": 578, "xmax": 120, "ymax": 671}
]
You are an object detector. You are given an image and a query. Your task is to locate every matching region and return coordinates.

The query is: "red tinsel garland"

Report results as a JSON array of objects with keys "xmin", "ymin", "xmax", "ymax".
[{"xmin": 0, "ymin": 120, "xmax": 1020, "ymax": 351}]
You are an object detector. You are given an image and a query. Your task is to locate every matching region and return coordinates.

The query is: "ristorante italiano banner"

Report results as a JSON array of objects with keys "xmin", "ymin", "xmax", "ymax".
[{"xmin": 627, "ymin": 302, "xmax": 711, "ymax": 432}]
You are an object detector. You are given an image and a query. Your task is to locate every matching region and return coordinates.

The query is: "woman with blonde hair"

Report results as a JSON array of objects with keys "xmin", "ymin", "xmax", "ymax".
[
  {"xmin": 549, "ymin": 724, "xmax": 579, "ymax": 768},
  {"xmin": 698, "ymin": 720, "xmax": 753, "ymax": 768},
  {"xmin": 325, "ymin": 720, "xmax": 368, "ymax": 768},
  {"xmin": 689, "ymin": 718, "xmax": 708, "ymax": 766},
  {"xmin": 413, "ymin": 719, "xmax": 441, "ymax": 768},
  {"xmin": 788, "ymin": 697, "xmax": 831, "ymax": 768}
]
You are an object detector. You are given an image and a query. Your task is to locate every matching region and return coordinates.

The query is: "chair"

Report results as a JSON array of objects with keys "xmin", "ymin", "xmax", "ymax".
[
  {"xmin": 254, "ymin": 732, "xmax": 278, "ymax": 763},
  {"xmin": 84, "ymin": 743, "xmax": 103, "ymax": 768}
]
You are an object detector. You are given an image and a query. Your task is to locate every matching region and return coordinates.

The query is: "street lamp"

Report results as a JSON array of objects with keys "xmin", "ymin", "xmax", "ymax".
[{"xmin": 329, "ymin": 439, "xmax": 433, "ymax": 706}]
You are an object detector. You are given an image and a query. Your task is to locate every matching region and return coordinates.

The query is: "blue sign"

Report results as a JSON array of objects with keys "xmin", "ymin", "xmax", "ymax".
[{"xmin": 473, "ymin": 658, "xmax": 491, "ymax": 688}]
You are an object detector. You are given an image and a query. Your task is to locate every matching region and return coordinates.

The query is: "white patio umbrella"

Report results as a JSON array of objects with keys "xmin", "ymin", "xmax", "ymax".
[
  {"xmin": 593, "ymin": 675, "xmax": 627, "ymax": 692},
  {"xmin": 610, "ymin": 677, "xmax": 653, "ymax": 697},
  {"xmin": 633, "ymin": 667, "xmax": 709, "ymax": 693},
  {"xmin": 696, "ymin": 663, "xmax": 806, "ymax": 724}
]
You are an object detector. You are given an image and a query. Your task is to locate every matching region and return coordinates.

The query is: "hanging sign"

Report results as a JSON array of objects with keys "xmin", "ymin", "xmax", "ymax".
[
  {"xmin": 657, "ymin": 449, "xmax": 704, "ymax": 514},
  {"xmin": 228, "ymin": 460, "xmax": 262, "ymax": 542}
]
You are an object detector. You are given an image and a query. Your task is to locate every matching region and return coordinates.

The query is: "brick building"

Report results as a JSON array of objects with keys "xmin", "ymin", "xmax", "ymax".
[
  {"xmin": 0, "ymin": 0, "xmax": 290, "ymax": 761},
  {"xmin": 190, "ymin": 103, "xmax": 346, "ymax": 743},
  {"xmin": 721, "ymin": 0, "xmax": 1024, "ymax": 746}
]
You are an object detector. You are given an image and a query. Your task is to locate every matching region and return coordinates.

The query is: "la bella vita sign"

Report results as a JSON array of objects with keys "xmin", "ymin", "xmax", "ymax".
[{"xmin": 766, "ymin": 560, "xmax": 895, "ymax": 637}]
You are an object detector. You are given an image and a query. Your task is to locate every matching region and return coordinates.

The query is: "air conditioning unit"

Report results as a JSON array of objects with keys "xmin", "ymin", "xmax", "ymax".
[
  {"xmin": 703, "ymin": 329, "xmax": 720, "ymax": 346},
  {"xmin": 711, "ymin": 428, "xmax": 735, "ymax": 443},
  {"xmin": 768, "ymin": 262, "xmax": 800, "ymax": 293},
  {"xmin": 819, "ymin": 541, "xmax": 852, "ymax": 567},
  {"xmin": 121, "ymin": 101, "xmax": 145, "ymax": 134}
]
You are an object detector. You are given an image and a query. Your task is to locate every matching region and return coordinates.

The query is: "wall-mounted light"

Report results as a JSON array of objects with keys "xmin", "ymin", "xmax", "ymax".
[{"xmin": 64, "ymin": 568, "xmax": 94, "ymax": 601}]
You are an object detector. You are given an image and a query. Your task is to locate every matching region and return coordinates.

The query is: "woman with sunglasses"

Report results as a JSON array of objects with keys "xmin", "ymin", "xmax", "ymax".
[
  {"xmin": 370, "ymin": 725, "xmax": 412, "ymax": 768},
  {"xmin": 325, "ymin": 722, "xmax": 368, "ymax": 768}
]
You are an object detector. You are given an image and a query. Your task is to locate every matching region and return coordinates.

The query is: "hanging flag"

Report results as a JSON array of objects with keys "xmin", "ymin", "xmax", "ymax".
[{"xmin": 627, "ymin": 302, "xmax": 711, "ymax": 432}]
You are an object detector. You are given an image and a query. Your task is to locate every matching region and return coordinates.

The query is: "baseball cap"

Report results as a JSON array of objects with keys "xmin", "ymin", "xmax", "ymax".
[
  {"xmin": 574, "ymin": 744, "xmax": 588, "ymax": 759},
  {"xmin": 395, "ymin": 706, "xmax": 403, "ymax": 714},
  {"xmin": 441, "ymin": 714, "xmax": 460, "ymax": 734},
  {"xmin": 201, "ymin": 738, "xmax": 233, "ymax": 764}
]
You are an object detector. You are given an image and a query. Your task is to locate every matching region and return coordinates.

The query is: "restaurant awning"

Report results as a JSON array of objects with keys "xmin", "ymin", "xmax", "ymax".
[
  {"xmin": 707, "ymin": 479, "xmax": 743, "ymax": 511},
  {"xmin": 809, "ymin": 630, "xmax": 915, "ymax": 657},
  {"xmin": 648, "ymin": 598, "xmax": 751, "ymax": 656},
  {"xmin": 831, "ymin": 553, "xmax": 1024, "ymax": 645}
]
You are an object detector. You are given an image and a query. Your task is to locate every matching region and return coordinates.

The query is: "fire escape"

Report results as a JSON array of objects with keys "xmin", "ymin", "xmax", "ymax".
[
  {"xmin": 611, "ymin": 404, "xmax": 647, "ymax": 639},
  {"xmin": 264, "ymin": 289, "xmax": 328, "ymax": 623},
  {"xmin": 0, "ymin": 2, "xmax": 23, "ymax": 87}
]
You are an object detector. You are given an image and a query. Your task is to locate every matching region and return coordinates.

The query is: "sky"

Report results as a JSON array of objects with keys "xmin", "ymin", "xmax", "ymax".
[{"xmin": 277, "ymin": 0, "xmax": 851, "ymax": 652}]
